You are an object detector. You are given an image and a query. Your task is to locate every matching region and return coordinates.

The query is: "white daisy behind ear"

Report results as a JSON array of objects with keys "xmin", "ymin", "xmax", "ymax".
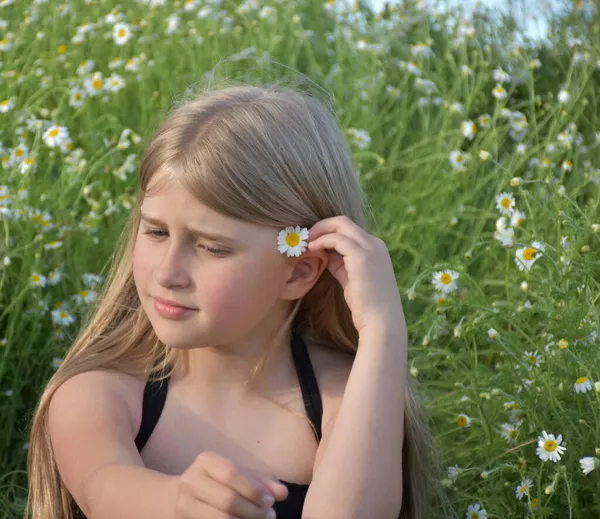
[{"xmin": 277, "ymin": 225, "xmax": 309, "ymax": 257}]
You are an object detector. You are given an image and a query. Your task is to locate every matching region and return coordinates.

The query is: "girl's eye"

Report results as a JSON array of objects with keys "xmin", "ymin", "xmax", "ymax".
[{"xmin": 143, "ymin": 229, "xmax": 228, "ymax": 256}]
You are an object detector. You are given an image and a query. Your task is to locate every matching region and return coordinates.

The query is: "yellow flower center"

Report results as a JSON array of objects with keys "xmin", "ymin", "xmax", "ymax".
[
  {"xmin": 544, "ymin": 439, "xmax": 557, "ymax": 452},
  {"xmin": 49, "ymin": 128, "xmax": 59, "ymax": 138},
  {"xmin": 79, "ymin": 290, "xmax": 89, "ymax": 297},
  {"xmin": 528, "ymin": 355, "xmax": 537, "ymax": 364},
  {"xmin": 456, "ymin": 155, "xmax": 463, "ymax": 163},
  {"xmin": 60, "ymin": 311, "xmax": 68, "ymax": 318},
  {"xmin": 470, "ymin": 512, "xmax": 479, "ymax": 519},
  {"xmin": 509, "ymin": 430, "xmax": 517, "ymax": 439},
  {"xmin": 58, "ymin": 44, "xmax": 67, "ymax": 54},
  {"xmin": 501, "ymin": 197, "xmax": 512, "ymax": 208},
  {"xmin": 576, "ymin": 376, "xmax": 588, "ymax": 384},
  {"xmin": 118, "ymin": 28, "xmax": 126, "ymax": 38},
  {"xmin": 457, "ymin": 415, "xmax": 467, "ymax": 427},
  {"xmin": 93, "ymin": 78, "xmax": 103, "ymax": 90},
  {"xmin": 522, "ymin": 247, "xmax": 536, "ymax": 261},
  {"xmin": 15, "ymin": 148, "xmax": 23, "ymax": 157},
  {"xmin": 495, "ymin": 86, "xmax": 505, "ymax": 94},
  {"xmin": 0, "ymin": 100, "xmax": 8, "ymax": 107},
  {"xmin": 440, "ymin": 273, "xmax": 452, "ymax": 284},
  {"xmin": 286, "ymin": 233, "xmax": 300, "ymax": 247}
]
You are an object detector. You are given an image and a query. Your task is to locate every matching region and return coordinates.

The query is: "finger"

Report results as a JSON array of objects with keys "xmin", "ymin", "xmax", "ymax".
[
  {"xmin": 194, "ymin": 472, "xmax": 274, "ymax": 518},
  {"xmin": 308, "ymin": 215, "xmax": 371, "ymax": 248},
  {"xmin": 308, "ymin": 232, "xmax": 365, "ymax": 258},
  {"xmin": 185, "ymin": 478, "xmax": 267, "ymax": 519},
  {"xmin": 201, "ymin": 456, "xmax": 275, "ymax": 509}
]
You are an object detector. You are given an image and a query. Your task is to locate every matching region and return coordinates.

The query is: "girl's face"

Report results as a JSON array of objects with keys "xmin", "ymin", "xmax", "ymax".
[{"xmin": 132, "ymin": 178, "xmax": 293, "ymax": 350}]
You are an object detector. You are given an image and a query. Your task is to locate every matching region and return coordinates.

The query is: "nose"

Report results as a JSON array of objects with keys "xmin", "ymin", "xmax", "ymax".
[{"xmin": 154, "ymin": 241, "xmax": 192, "ymax": 289}]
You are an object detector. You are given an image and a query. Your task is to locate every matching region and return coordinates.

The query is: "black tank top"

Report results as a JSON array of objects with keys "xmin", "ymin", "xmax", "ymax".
[{"xmin": 73, "ymin": 330, "xmax": 323, "ymax": 518}]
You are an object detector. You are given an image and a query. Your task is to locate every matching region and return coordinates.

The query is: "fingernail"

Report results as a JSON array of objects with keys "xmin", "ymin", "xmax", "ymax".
[
  {"xmin": 263, "ymin": 493, "xmax": 275, "ymax": 507},
  {"xmin": 266, "ymin": 509, "xmax": 277, "ymax": 519}
]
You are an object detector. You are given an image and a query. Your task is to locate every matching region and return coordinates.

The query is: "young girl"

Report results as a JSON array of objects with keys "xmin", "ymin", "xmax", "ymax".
[{"xmin": 26, "ymin": 82, "xmax": 447, "ymax": 519}]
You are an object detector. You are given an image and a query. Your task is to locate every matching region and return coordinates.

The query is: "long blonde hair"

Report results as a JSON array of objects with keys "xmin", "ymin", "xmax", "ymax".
[{"xmin": 26, "ymin": 79, "xmax": 454, "ymax": 518}]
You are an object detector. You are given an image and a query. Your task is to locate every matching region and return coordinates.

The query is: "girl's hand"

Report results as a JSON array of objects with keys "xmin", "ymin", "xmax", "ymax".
[
  {"xmin": 174, "ymin": 451, "xmax": 288, "ymax": 519},
  {"xmin": 307, "ymin": 216, "xmax": 406, "ymax": 339}
]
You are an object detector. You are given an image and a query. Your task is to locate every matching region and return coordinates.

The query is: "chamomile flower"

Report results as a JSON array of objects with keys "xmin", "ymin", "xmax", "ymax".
[
  {"xmin": 495, "ymin": 192, "xmax": 515, "ymax": 215},
  {"xmin": 432, "ymin": 269, "xmax": 459, "ymax": 294},
  {"xmin": 0, "ymin": 97, "xmax": 15, "ymax": 112},
  {"xmin": 69, "ymin": 87, "xmax": 86, "ymax": 108},
  {"xmin": 500, "ymin": 422, "xmax": 519, "ymax": 444},
  {"xmin": 494, "ymin": 217, "xmax": 514, "ymax": 247},
  {"xmin": 113, "ymin": 22, "xmax": 132, "ymax": 46},
  {"xmin": 515, "ymin": 241, "xmax": 545, "ymax": 272},
  {"xmin": 457, "ymin": 414, "xmax": 471, "ymax": 428},
  {"xmin": 43, "ymin": 125, "xmax": 70, "ymax": 148},
  {"xmin": 536, "ymin": 430, "xmax": 566, "ymax": 462},
  {"xmin": 51, "ymin": 308, "xmax": 76, "ymax": 326},
  {"xmin": 510, "ymin": 210, "xmax": 526, "ymax": 227},
  {"xmin": 492, "ymin": 84, "xmax": 507, "ymax": 99},
  {"xmin": 558, "ymin": 89, "xmax": 570, "ymax": 103},
  {"xmin": 580, "ymin": 457, "xmax": 600, "ymax": 475},
  {"xmin": 466, "ymin": 503, "xmax": 487, "ymax": 519},
  {"xmin": 524, "ymin": 349, "xmax": 543, "ymax": 368},
  {"xmin": 461, "ymin": 120, "xmax": 477, "ymax": 140},
  {"xmin": 31, "ymin": 272, "xmax": 47, "ymax": 288},
  {"xmin": 84, "ymin": 71, "xmax": 105, "ymax": 96},
  {"xmin": 277, "ymin": 226, "xmax": 309, "ymax": 257},
  {"xmin": 574, "ymin": 376, "xmax": 593, "ymax": 393},
  {"xmin": 515, "ymin": 477, "xmax": 533, "ymax": 500},
  {"xmin": 105, "ymin": 73, "xmax": 125, "ymax": 93},
  {"xmin": 449, "ymin": 150, "xmax": 469, "ymax": 171}
]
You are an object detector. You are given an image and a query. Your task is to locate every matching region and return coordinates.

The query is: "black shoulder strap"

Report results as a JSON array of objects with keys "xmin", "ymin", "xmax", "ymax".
[
  {"xmin": 290, "ymin": 332, "xmax": 323, "ymax": 443},
  {"xmin": 134, "ymin": 376, "xmax": 170, "ymax": 452}
]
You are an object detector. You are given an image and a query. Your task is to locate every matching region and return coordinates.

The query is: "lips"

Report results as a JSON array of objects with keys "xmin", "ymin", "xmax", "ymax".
[{"xmin": 152, "ymin": 296, "xmax": 196, "ymax": 310}]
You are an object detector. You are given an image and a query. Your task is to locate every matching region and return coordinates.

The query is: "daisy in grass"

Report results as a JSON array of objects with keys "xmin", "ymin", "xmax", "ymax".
[
  {"xmin": 43, "ymin": 125, "xmax": 70, "ymax": 148},
  {"xmin": 495, "ymin": 192, "xmax": 515, "ymax": 215},
  {"xmin": 536, "ymin": 430, "xmax": 566, "ymax": 462},
  {"xmin": 449, "ymin": 150, "xmax": 469, "ymax": 171},
  {"xmin": 574, "ymin": 376, "xmax": 592, "ymax": 393},
  {"xmin": 492, "ymin": 84, "xmax": 507, "ymax": 99},
  {"xmin": 51, "ymin": 308, "xmax": 76, "ymax": 327},
  {"xmin": 466, "ymin": 503, "xmax": 487, "ymax": 519},
  {"xmin": 277, "ymin": 226, "xmax": 309, "ymax": 257},
  {"xmin": 500, "ymin": 422, "xmax": 519, "ymax": 444},
  {"xmin": 515, "ymin": 241, "xmax": 545, "ymax": 272},
  {"xmin": 432, "ymin": 269, "xmax": 459, "ymax": 294},
  {"xmin": 515, "ymin": 477, "xmax": 533, "ymax": 500},
  {"xmin": 31, "ymin": 272, "xmax": 47, "ymax": 288},
  {"xmin": 113, "ymin": 22, "xmax": 132, "ymax": 46},
  {"xmin": 457, "ymin": 414, "xmax": 471, "ymax": 428},
  {"xmin": 580, "ymin": 457, "xmax": 600, "ymax": 475},
  {"xmin": 524, "ymin": 349, "xmax": 543, "ymax": 368},
  {"xmin": 494, "ymin": 217, "xmax": 514, "ymax": 247}
]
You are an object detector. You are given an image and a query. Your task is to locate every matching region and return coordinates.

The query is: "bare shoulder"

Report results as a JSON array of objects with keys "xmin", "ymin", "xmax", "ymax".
[{"xmin": 47, "ymin": 369, "xmax": 147, "ymax": 514}]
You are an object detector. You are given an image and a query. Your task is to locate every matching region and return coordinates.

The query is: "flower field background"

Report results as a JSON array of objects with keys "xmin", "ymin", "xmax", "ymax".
[{"xmin": 1, "ymin": 0, "xmax": 600, "ymax": 517}]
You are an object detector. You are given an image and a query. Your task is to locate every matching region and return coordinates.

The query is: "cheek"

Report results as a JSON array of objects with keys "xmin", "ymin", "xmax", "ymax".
[
  {"xmin": 132, "ymin": 239, "xmax": 152, "ymax": 294},
  {"xmin": 202, "ymin": 257, "xmax": 282, "ymax": 318}
]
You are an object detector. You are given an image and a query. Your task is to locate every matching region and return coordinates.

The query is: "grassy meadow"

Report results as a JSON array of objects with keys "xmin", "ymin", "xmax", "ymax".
[{"xmin": 1, "ymin": 0, "xmax": 600, "ymax": 517}]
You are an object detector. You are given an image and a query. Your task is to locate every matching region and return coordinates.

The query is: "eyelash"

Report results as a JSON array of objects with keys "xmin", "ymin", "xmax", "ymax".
[{"xmin": 143, "ymin": 229, "xmax": 227, "ymax": 256}]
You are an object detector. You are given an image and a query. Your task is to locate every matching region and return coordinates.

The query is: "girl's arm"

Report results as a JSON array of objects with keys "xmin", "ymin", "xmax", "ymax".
[{"xmin": 302, "ymin": 328, "xmax": 408, "ymax": 519}]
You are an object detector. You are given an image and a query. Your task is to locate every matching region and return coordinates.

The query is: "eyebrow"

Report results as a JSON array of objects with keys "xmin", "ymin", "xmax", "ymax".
[{"xmin": 140, "ymin": 213, "xmax": 240, "ymax": 246}]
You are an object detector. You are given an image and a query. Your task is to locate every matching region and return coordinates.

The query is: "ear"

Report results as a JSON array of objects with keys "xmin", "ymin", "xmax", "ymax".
[{"xmin": 279, "ymin": 250, "xmax": 329, "ymax": 301}]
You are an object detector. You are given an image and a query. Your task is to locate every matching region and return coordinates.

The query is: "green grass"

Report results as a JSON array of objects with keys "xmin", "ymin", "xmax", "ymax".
[{"xmin": 1, "ymin": 0, "xmax": 600, "ymax": 517}]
